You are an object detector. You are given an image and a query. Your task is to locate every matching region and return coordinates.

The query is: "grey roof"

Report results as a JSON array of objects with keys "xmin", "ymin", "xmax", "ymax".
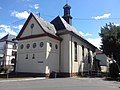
[
  {"xmin": 0, "ymin": 34, "xmax": 16, "ymax": 42},
  {"xmin": 51, "ymin": 16, "xmax": 82, "ymax": 37},
  {"xmin": 16, "ymin": 13, "xmax": 96, "ymax": 49},
  {"xmin": 33, "ymin": 14, "xmax": 57, "ymax": 36},
  {"xmin": 51, "ymin": 16, "xmax": 97, "ymax": 49}
]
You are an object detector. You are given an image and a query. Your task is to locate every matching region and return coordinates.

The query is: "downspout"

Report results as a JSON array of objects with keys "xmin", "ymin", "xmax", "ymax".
[{"xmin": 71, "ymin": 35, "xmax": 73, "ymax": 76}]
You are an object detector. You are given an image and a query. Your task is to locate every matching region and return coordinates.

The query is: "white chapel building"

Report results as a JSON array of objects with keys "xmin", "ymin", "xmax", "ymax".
[{"xmin": 15, "ymin": 4, "xmax": 98, "ymax": 77}]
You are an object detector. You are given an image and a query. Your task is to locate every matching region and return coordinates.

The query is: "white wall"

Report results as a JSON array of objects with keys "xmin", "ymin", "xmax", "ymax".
[
  {"xmin": 60, "ymin": 34, "xmax": 71, "ymax": 73},
  {"xmin": 16, "ymin": 37, "xmax": 46, "ymax": 73},
  {"xmin": 60, "ymin": 33, "xmax": 95, "ymax": 74},
  {"xmin": 16, "ymin": 36, "xmax": 60, "ymax": 74},
  {"xmin": 45, "ymin": 37, "xmax": 60, "ymax": 73},
  {"xmin": 21, "ymin": 17, "xmax": 44, "ymax": 38}
]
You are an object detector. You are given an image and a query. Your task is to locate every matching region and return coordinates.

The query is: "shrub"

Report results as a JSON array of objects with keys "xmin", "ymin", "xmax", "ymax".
[
  {"xmin": 109, "ymin": 62, "xmax": 119, "ymax": 78},
  {"xmin": 0, "ymin": 67, "xmax": 9, "ymax": 73}
]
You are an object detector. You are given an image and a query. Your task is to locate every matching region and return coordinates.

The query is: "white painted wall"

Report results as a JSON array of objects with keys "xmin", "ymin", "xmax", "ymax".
[
  {"xmin": 21, "ymin": 17, "xmax": 44, "ymax": 38},
  {"xmin": 60, "ymin": 34, "xmax": 71, "ymax": 73},
  {"xmin": 60, "ymin": 33, "xmax": 95, "ymax": 74},
  {"xmin": 16, "ymin": 36, "xmax": 60, "ymax": 74}
]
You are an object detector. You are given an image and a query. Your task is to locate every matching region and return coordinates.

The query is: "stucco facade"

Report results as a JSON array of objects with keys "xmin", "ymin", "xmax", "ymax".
[
  {"xmin": 59, "ymin": 33, "xmax": 95, "ymax": 76},
  {"xmin": 16, "ymin": 36, "xmax": 60, "ymax": 75},
  {"xmin": 15, "ymin": 4, "xmax": 98, "ymax": 77}
]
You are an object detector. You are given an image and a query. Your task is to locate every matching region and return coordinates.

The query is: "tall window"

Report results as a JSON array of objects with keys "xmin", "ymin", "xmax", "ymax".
[
  {"xmin": 74, "ymin": 42, "xmax": 77, "ymax": 62},
  {"xmin": 88, "ymin": 48, "xmax": 91, "ymax": 63},
  {"xmin": 82, "ymin": 45, "xmax": 84, "ymax": 62}
]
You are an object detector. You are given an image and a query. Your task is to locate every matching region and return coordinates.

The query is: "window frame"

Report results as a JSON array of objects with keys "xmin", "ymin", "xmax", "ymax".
[
  {"xmin": 33, "ymin": 43, "xmax": 37, "ymax": 48},
  {"xmin": 26, "ymin": 54, "xmax": 28, "ymax": 59},
  {"xmin": 40, "ymin": 42, "xmax": 44, "ymax": 48},
  {"xmin": 55, "ymin": 44, "xmax": 58, "ymax": 49},
  {"xmin": 74, "ymin": 42, "xmax": 77, "ymax": 62},
  {"xmin": 20, "ymin": 44, "xmax": 24, "ymax": 49},
  {"xmin": 49, "ymin": 42, "xmax": 52, "ymax": 47},
  {"xmin": 30, "ymin": 23, "xmax": 34, "ymax": 29},
  {"xmin": 82, "ymin": 45, "xmax": 84, "ymax": 62},
  {"xmin": 26, "ymin": 44, "xmax": 30, "ymax": 49}
]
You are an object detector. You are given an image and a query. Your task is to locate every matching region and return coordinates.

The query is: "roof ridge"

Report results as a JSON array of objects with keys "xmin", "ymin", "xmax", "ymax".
[{"xmin": 59, "ymin": 16, "xmax": 82, "ymax": 36}]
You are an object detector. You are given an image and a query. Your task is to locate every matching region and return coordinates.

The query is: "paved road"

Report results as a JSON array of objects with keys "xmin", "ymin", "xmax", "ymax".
[{"xmin": 0, "ymin": 78, "xmax": 120, "ymax": 90}]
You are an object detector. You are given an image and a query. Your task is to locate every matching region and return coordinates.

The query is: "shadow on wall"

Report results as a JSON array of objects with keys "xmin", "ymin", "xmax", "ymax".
[
  {"xmin": 79, "ymin": 54, "xmax": 100, "ymax": 76},
  {"xmin": 45, "ymin": 45, "xmax": 59, "ymax": 77}
]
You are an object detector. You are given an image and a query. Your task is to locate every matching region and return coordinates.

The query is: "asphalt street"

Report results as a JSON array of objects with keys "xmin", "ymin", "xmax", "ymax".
[{"xmin": 0, "ymin": 78, "xmax": 120, "ymax": 90}]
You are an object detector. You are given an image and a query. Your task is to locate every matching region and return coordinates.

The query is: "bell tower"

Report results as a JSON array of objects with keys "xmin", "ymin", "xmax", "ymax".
[{"xmin": 62, "ymin": 3, "xmax": 72, "ymax": 25}]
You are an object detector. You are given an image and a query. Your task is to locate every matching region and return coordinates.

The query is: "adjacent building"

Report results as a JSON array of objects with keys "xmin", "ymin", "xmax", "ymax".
[
  {"xmin": 96, "ymin": 49, "xmax": 110, "ymax": 73},
  {"xmin": 0, "ymin": 34, "xmax": 17, "ymax": 69},
  {"xmin": 15, "ymin": 4, "xmax": 98, "ymax": 77}
]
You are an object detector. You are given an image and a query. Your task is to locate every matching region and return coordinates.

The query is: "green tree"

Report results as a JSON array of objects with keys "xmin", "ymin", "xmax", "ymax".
[{"xmin": 99, "ymin": 23, "xmax": 120, "ymax": 66}]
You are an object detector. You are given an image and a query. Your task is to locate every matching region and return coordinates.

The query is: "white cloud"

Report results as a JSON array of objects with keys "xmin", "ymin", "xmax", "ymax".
[
  {"xmin": 0, "ymin": 32, "xmax": 8, "ymax": 38},
  {"xmin": 79, "ymin": 31, "xmax": 92, "ymax": 37},
  {"xmin": 34, "ymin": 4, "xmax": 39, "ymax": 9},
  {"xmin": 11, "ymin": 10, "xmax": 29, "ymax": 19},
  {"xmin": 18, "ymin": 25, "xmax": 23, "ymax": 30},
  {"xmin": 92, "ymin": 13, "xmax": 111, "ymax": 20},
  {"xmin": 29, "ymin": 4, "xmax": 40, "ymax": 10},
  {"xmin": 87, "ymin": 37, "xmax": 101, "ymax": 49},
  {"xmin": 13, "ymin": 25, "xmax": 23, "ymax": 30},
  {"xmin": 114, "ymin": 23, "xmax": 119, "ymax": 26},
  {"xmin": 0, "ymin": 24, "xmax": 17, "ymax": 36}
]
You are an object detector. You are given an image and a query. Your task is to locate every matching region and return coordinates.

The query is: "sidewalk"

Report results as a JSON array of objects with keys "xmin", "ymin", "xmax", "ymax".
[{"xmin": 0, "ymin": 77, "xmax": 46, "ymax": 82}]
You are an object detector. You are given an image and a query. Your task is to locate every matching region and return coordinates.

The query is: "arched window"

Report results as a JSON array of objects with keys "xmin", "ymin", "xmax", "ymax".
[
  {"xmin": 32, "ymin": 54, "xmax": 35, "ymax": 59},
  {"xmin": 82, "ymin": 45, "xmax": 84, "ymax": 62},
  {"xmin": 74, "ymin": 42, "xmax": 77, "ymax": 62},
  {"xmin": 88, "ymin": 48, "xmax": 91, "ymax": 63},
  {"xmin": 26, "ymin": 54, "xmax": 28, "ymax": 59},
  {"xmin": 55, "ymin": 44, "xmax": 58, "ymax": 49},
  {"xmin": 49, "ymin": 43, "xmax": 52, "ymax": 47}
]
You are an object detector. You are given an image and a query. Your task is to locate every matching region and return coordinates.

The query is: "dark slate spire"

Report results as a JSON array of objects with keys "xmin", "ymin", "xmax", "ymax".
[{"xmin": 62, "ymin": 4, "xmax": 72, "ymax": 25}]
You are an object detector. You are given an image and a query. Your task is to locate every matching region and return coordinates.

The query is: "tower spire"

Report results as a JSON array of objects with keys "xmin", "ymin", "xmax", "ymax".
[{"xmin": 62, "ymin": 3, "xmax": 72, "ymax": 25}]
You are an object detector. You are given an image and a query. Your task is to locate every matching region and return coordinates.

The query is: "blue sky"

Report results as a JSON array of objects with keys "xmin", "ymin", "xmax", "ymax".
[{"xmin": 0, "ymin": 0, "xmax": 120, "ymax": 48}]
